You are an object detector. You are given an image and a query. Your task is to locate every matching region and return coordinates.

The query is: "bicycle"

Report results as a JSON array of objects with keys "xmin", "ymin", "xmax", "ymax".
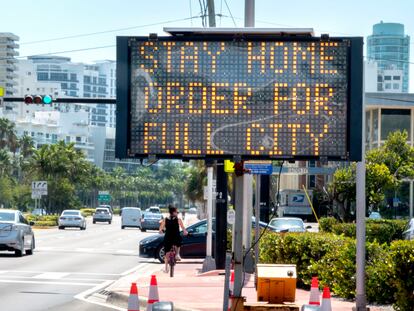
[{"xmin": 166, "ymin": 245, "xmax": 177, "ymax": 278}]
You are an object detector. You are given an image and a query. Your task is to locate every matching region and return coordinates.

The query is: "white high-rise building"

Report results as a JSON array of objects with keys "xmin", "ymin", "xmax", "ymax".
[
  {"xmin": 20, "ymin": 56, "xmax": 116, "ymax": 127},
  {"xmin": 0, "ymin": 33, "xmax": 19, "ymax": 96}
]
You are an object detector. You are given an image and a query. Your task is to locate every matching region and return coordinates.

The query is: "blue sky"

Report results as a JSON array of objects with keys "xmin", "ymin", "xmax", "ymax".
[{"xmin": 4, "ymin": 0, "xmax": 413, "ymax": 88}]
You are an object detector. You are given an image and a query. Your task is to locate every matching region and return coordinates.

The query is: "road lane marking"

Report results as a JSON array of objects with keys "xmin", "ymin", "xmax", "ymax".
[
  {"xmin": 0, "ymin": 270, "xmax": 123, "ymax": 276},
  {"xmin": 0, "ymin": 279, "xmax": 100, "ymax": 286},
  {"xmin": 33, "ymin": 272, "xmax": 69, "ymax": 279}
]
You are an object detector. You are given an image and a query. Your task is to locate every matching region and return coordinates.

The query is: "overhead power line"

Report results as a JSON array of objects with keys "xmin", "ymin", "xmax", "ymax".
[{"xmin": 20, "ymin": 16, "xmax": 199, "ymax": 45}]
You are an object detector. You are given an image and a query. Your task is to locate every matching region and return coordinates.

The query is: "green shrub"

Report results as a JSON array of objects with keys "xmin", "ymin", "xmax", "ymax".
[
  {"xmin": 390, "ymin": 240, "xmax": 414, "ymax": 311},
  {"xmin": 259, "ymin": 232, "xmax": 346, "ymax": 287},
  {"xmin": 80, "ymin": 208, "xmax": 95, "ymax": 217},
  {"xmin": 26, "ymin": 214, "xmax": 59, "ymax": 224},
  {"xmin": 32, "ymin": 221, "xmax": 57, "ymax": 227},
  {"xmin": 319, "ymin": 217, "xmax": 338, "ymax": 232},
  {"xmin": 320, "ymin": 217, "xmax": 407, "ymax": 244},
  {"xmin": 259, "ymin": 231, "xmax": 412, "ymax": 305},
  {"xmin": 113, "ymin": 208, "xmax": 121, "ymax": 215}
]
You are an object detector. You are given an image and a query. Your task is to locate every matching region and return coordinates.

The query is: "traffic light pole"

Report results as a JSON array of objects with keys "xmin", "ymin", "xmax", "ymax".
[{"xmin": 4, "ymin": 97, "xmax": 116, "ymax": 104}]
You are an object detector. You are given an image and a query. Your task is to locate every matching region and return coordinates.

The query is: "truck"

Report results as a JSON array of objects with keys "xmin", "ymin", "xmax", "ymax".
[{"xmin": 276, "ymin": 189, "xmax": 313, "ymax": 220}]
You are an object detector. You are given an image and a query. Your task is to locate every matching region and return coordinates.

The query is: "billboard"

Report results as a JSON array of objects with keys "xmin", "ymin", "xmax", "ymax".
[{"xmin": 116, "ymin": 35, "xmax": 362, "ymax": 161}]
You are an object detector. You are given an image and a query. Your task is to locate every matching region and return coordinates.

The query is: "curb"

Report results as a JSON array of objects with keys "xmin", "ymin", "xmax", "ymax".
[{"xmin": 107, "ymin": 290, "xmax": 198, "ymax": 311}]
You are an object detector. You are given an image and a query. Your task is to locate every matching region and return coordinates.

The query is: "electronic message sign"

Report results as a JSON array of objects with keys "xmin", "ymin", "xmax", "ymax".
[{"xmin": 116, "ymin": 35, "xmax": 362, "ymax": 161}]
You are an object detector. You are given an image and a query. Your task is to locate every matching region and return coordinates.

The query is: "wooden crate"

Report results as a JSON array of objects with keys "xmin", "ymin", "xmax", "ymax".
[{"xmin": 244, "ymin": 303, "xmax": 300, "ymax": 311}]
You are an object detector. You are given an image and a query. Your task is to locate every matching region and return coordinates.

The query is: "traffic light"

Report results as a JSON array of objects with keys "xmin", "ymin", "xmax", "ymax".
[{"xmin": 24, "ymin": 95, "xmax": 53, "ymax": 105}]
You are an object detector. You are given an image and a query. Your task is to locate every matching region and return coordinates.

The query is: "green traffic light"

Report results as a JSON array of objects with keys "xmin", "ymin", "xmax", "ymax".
[{"xmin": 42, "ymin": 95, "xmax": 52, "ymax": 105}]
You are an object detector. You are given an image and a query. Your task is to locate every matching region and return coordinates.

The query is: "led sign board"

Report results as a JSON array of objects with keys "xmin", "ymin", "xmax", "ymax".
[{"xmin": 116, "ymin": 35, "xmax": 362, "ymax": 161}]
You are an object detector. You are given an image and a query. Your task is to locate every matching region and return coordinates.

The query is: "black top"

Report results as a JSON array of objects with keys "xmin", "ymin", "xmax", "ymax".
[{"xmin": 163, "ymin": 216, "xmax": 182, "ymax": 251}]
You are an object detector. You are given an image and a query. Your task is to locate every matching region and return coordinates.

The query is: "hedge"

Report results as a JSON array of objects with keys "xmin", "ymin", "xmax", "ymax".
[
  {"xmin": 319, "ymin": 217, "xmax": 407, "ymax": 244},
  {"xmin": 25, "ymin": 214, "xmax": 59, "ymax": 226},
  {"xmin": 79, "ymin": 208, "xmax": 95, "ymax": 217},
  {"xmin": 259, "ymin": 232, "xmax": 414, "ymax": 310}
]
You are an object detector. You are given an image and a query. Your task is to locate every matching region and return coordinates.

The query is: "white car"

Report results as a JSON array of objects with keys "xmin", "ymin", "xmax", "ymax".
[
  {"xmin": 58, "ymin": 210, "xmax": 86, "ymax": 230},
  {"xmin": 121, "ymin": 207, "xmax": 142, "ymax": 229},
  {"xmin": 0, "ymin": 210, "xmax": 35, "ymax": 256}
]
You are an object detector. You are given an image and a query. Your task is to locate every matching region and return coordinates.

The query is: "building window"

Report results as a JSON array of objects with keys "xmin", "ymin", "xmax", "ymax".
[
  {"xmin": 385, "ymin": 83, "xmax": 391, "ymax": 89},
  {"xmin": 384, "ymin": 76, "xmax": 392, "ymax": 81},
  {"xmin": 84, "ymin": 76, "xmax": 91, "ymax": 84},
  {"xmin": 37, "ymin": 72, "xmax": 48, "ymax": 80},
  {"xmin": 381, "ymin": 109, "xmax": 411, "ymax": 141},
  {"xmin": 76, "ymin": 136, "xmax": 82, "ymax": 142},
  {"xmin": 393, "ymin": 83, "xmax": 400, "ymax": 90},
  {"xmin": 66, "ymin": 136, "xmax": 71, "ymax": 143},
  {"xmin": 70, "ymin": 83, "xmax": 76, "ymax": 89},
  {"xmin": 393, "ymin": 76, "xmax": 401, "ymax": 80},
  {"xmin": 61, "ymin": 83, "xmax": 68, "ymax": 89},
  {"xmin": 70, "ymin": 73, "xmax": 77, "ymax": 81}
]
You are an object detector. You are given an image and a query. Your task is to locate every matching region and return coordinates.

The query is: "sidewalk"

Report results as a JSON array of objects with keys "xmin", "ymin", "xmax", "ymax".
[{"xmin": 106, "ymin": 259, "xmax": 392, "ymax": 311}]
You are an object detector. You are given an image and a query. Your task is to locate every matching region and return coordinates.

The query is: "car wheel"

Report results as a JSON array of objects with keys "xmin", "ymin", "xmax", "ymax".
[
  {"xmin": 121, "ymin": 226, "xmax": 125, "ymax": 229},
  {"xmin": 141, "ymin": 228, "xmax": 146, "ymax": 232},
  {"xmin": 58, "ymin": 226, "xmax": 64, "ymax": 230},
  {"xmin": 156, "ymin": 245, "xmax": 165, "ymax": 263},
  {"xmin": 26, "ymin": 237, "xmax": 35, "ymax": 255},
  {"xmin": 109, "ymin": 221, "xmax": 112, "ymax": 224},
  {"xmin": 93, "ymin": 220, "xmax": 96, "ymax": 224},
  {"xmin": 15, "ymin": 238, "xmax": 24, "ymax": 257}
]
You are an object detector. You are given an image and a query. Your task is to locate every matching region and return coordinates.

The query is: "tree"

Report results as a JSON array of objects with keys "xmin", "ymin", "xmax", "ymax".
[
  {"xmin": 185, "ymin": 160, "xmax": 206, "ymax": 204},
  {"xmin": 0, "ymin": 118, "xmax": 18, "ymax": 152},
  {"xmin": 329, "ymin": 130, "xmax": 413, "ymax": 221}
]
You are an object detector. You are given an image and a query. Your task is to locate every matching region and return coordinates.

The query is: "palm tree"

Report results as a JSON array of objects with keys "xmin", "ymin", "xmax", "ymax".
[
  {"xmin": 18, "ymin": 135, "xmax": 35, "ymax": 159},
  {"xmin": 0, "ymin": 118, "xmax": 18, "ymax": 152},
  {"xmin": 0, "ymin": 149, "xmax": 12, "ymax": 176}
]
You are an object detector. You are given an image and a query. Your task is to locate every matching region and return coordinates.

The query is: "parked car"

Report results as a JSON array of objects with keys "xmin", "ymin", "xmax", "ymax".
[
  {"xmin": 269, "ymin": 217, "xmax": 311, "ymax": 233},
  {"xmin": 141, "ymin": 212, "xmax": 163, "ymax": 232},
  {"xmin": 93, "ymin": 207, "xmax": 112, "ymax": 224},
  {"xmin": 58, "ymin": 210, "xmax": 86, "ymax": 230},
  {"xmin": 368, "ymin": 212, "xmax": 382, "ymax": 220},
  {"xmin": 121, "ymin": 207, "xmax": 142, "ymax": 229},
  {"xmin": 403, "ymin": 218, "xmax": 414, "ymax": 240},
  {"xmin": 139, "ymin": 218, "xmax": 276, "ymax": 262},
  {"xmin": 0, "ymin": 209, "xmax": 35, "ymax": 256}
]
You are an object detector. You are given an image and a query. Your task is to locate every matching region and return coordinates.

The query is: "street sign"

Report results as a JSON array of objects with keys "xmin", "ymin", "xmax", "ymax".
[
  {"xmin": 227, "ymin": 209, "xmax": 236, "ymax": 225},
  {"xmin": 31, "ymin": 181, "xmax": 48, "ymax": 196},
  {"xmin": 116, "ymin": 35, "xmax": 363, "ymax": 161},
  {"xmin": 244, "ymin": 161, "xmax": 273, "ymax": 175},
  {"xmin": 31, "ymin": 192, "xmax": 41, "ymax": 199},
  {"xmin": 98, "ymin": 191, "xmax": 111, "ymax": 202}
]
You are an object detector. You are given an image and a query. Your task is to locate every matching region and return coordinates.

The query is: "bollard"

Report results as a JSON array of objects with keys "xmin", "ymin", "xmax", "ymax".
[{"xmin": 152, "ymin": 301, "xmax": 174, "ymax": 311}]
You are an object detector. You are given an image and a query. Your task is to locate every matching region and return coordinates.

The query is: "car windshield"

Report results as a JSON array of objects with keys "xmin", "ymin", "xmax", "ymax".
[
  {"xmin": 0, "ymin": 212, "xmax": 15, "ymax": 221},
  {"xmin": 270, "ymin": 219, "xmax": 304, "ymax": 229},
  {"xmin": 149, "ymin": 208, "xmax": 160, "ymax": 213},
  {"xmin": 63, "ymin": 211, "xmax": 80, "ymax": 216}
]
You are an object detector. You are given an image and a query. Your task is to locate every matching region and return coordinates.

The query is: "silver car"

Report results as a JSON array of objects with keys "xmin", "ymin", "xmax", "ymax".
[
  {"xmin": 403, "ymin": 218, "xmax": 414, "ymax": 240},
  {"xmin": 58, "ymin": 210, "xmax": 86, "ymax": 230},
  {"xmin": 269, "ymin": 217, "xmax": 312, "ymax": 233},
  {"xmin": 0, "ymin": 210, "xmax": 35, "ymax": 256},
  {"xmin": 93, "ymin": 207, "xmax": 112, "ymax": 224}
]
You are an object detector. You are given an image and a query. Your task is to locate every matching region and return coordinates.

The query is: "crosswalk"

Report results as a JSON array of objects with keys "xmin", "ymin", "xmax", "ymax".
[{"xmin": 0, "ymin": 262, "xmax": 157, "ymax": 288}]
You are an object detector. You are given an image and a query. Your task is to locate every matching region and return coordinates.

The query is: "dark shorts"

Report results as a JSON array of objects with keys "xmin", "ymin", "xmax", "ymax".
[{"xmin": 164, "ymin": 234, "xmax": 182, "ymax": 252}]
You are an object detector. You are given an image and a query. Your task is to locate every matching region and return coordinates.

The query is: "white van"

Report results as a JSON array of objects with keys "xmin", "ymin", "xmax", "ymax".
[{"xmin": 121, "ymin": 207, "xmax": 142, "ymax": 229}]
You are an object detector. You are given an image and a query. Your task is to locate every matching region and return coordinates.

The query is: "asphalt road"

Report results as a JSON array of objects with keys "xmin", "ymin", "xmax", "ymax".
[{"xmin": 0, "ymin": 216, "xmax": 161, "ymax": 311}]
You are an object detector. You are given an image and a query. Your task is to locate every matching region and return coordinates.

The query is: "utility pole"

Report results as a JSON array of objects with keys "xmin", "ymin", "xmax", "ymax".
[
  {"xmin": 231, "ymin": 0, "xmax": 256, "ymax": 304},
  {"xmin": 207, "ymin": 0, "xmax": 216, "ymax": 27},
  {"xmin": 355, "ymin": 59, "xmax": 367, "ymax": 311}
]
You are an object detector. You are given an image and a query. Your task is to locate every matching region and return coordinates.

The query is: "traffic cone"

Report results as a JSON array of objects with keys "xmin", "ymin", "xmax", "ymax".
[
  {"xmin": 128, "ymin": 282, "xmax": 140, "ymax": 311},
  {"xmin": 309, "ymin": 276, "xmax": 320, "ymax": 305},
  {"xmin": 320, "ymin": 287, "xmax": 332, "ymax": 311},
  {"xmin": 228, "ymin": 271, "xmax": 234, "ymax": 311},
  {"xmin": 146, "ymin": 275, "xmax": 159, "ymax": 311}
]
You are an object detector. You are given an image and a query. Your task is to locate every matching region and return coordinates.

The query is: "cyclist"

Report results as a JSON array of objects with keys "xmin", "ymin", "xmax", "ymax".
[{"xmin": 159, "ymin": 205, "xmax": 188, "ymax": 272}]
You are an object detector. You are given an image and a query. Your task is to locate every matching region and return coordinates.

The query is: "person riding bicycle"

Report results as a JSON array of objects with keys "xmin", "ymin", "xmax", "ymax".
[{"xmin": 159, "ymin": 205, "xmax": 187, "ymax": 271}]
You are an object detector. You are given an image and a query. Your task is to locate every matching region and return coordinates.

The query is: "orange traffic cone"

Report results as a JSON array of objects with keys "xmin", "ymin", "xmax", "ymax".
[
  {"xmin": 228, "ymin": 271, "xmax": 234, "ymax": 311},
  {"xmin": 321, "ymin": 287, "xmax": 332, "ymax": 311},
  {"xmin": 128, "ymin": 282, "xmax": 140, "ymax": 311},
  {"xmin": 309, "ymin": 277, "xmax": 320, "ymax": 305},
  {"xmin": 146, "ymin": 275, "xmax": 159, "ymax": 311}
]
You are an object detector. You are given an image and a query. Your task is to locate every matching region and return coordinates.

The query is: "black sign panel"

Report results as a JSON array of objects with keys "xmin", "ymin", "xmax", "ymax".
[{"xmin": 116, "ymin": 35, "xmax": 363, "ymax": 161}]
